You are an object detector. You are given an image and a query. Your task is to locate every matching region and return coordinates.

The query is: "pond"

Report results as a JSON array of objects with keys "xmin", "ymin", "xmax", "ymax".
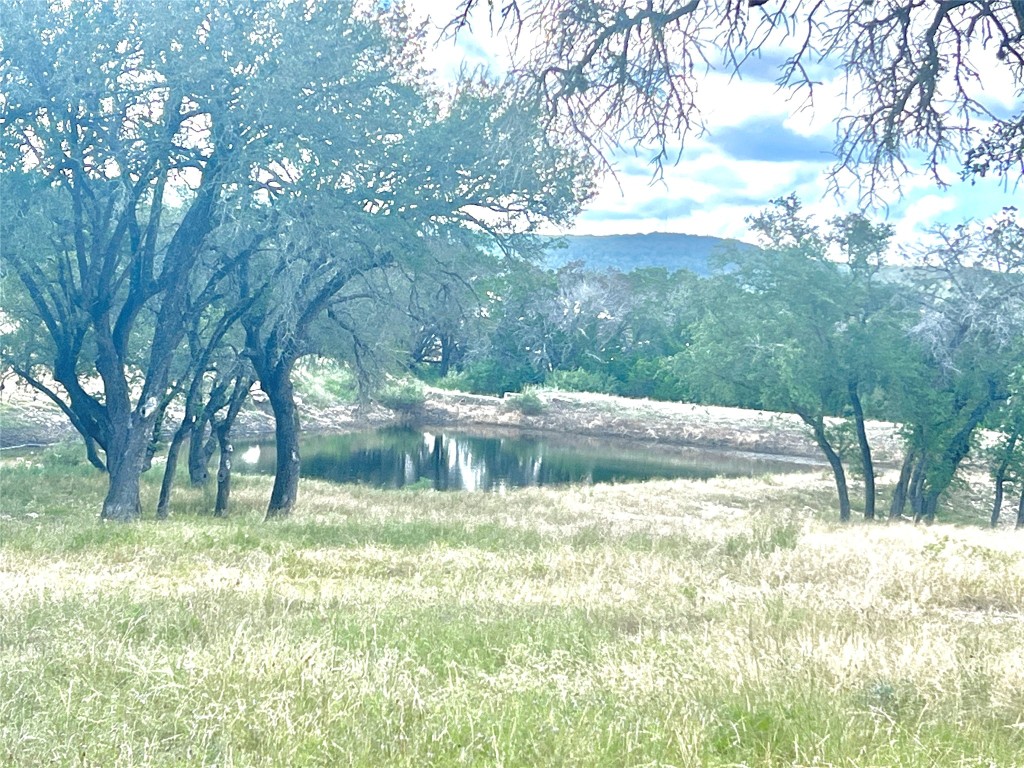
[{"xmin": 235, "ymin": 428, "xmax": 817, "ymax": 492}]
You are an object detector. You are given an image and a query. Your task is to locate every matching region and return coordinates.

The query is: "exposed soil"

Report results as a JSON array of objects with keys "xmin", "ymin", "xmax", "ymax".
[
  {"xmin": 420, "ymin": 389, "xmax": 906, "ymax": 464},
  {"xmin": 0, "ymin": 385, "xmax": 905, "ymax": 465}
]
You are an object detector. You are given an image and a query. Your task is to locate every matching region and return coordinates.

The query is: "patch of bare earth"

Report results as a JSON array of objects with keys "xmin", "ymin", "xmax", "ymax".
[{"xmin": 419, "ymin": 388, "xmax": 905, "ymax": 465}]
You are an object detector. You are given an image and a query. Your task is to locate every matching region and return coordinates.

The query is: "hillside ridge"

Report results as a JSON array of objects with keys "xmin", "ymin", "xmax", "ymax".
[{"xmin": 544, "ymin": 231, "xmax": 754, "ymax": 274}]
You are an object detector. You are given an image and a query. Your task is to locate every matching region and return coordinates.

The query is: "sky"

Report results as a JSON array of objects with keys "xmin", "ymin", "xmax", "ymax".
[{"xmin": 411, "ymin": 2, "xmax": 1020, "ymax": 245}]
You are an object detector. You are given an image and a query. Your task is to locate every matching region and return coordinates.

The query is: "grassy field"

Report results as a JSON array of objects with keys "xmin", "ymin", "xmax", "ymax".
[{"xmin": 2, "ymin": 447, "xmax": 1023, "ymax": 767}]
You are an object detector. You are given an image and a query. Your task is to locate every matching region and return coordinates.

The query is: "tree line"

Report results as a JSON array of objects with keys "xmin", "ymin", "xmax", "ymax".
[{"xmin": 414, "ymin": 199, "xmax": 1024, "ymax": 526}]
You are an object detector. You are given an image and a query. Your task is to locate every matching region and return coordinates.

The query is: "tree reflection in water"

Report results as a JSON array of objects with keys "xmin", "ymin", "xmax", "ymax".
[{"xmin": 235, "ymin": 428, "xmax": 816, "ymax": 492}]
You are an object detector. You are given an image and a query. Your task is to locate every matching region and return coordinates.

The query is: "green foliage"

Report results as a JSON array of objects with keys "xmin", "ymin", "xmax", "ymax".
[
  {"xmin": 622, "ymin": 355, "xmax": 694, "ymax": 402},
  {"xmin": 36, "ymin": 442, "xmax": 94, "ymax": 471},
  {"xmin": 432, "ymin": 263, "xmax": 699, "ymax": 400},
  {"xmin": 505, "ymin": 388, "xmax": 546, "ymax": 416},
  {"xmin": 376, "ymin": 380, "xmax": 426, "ymax": 414},
  {"xmin": 546, "ymin": 367, "xmax": 618, "ymax": 395},
  {"xmin": 440, "ymin": 360, "xmax": 543, "ymax": 396},
  {"xmin": 292, "ymin": 358, "xmax": 359, "ymax": 407}
]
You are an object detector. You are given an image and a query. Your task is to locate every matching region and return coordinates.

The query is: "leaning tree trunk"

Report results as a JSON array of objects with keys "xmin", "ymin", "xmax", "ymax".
[
  {"xmin": 157, "ymin": 385, "xmax": 221, "ymax": 516},
  {"xmin": 992, "ymin": 479, "xmax": 1006, "ymax": 528},
  {"xmin": 921, "ymin": 491, "xmax": 939, "ymax": 525},
  {"xmin": 142, "ymin": 398, "xmax": 172, "ymax": 472},
  {"xmin": 918, "ymin": 384, "xmax": 1004, "ymax": 525},
  {"xmin": 991, "ymin": 428, "xmax": 1019, "ymax": 528},
  {"xmin": 848, "ymin": 383, "xmax": 876, "ymax": 520},
  {"xmin": 187, "ymin": 418, "xmax": 217, "ymax": 486},
  {"xmin": 157, "ymin": 426, "xmax": 190, "ymax": 520},
  {"xmin": 889, "ymin": 445, "xmax": 917, "ymax": 520},
  {"xmin": 261, "ymin": 365, "xmax": 301, "ymax": 519},
  {"xmin": 212, "ymin": 374, "xmax": 251, "ymax": 518},
  {"xmin": 803, "ymin": 412, "xmax": 851, "ymax": 522}
]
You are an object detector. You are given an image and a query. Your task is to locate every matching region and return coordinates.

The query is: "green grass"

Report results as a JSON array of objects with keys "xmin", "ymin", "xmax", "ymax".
[{"xmin": 2, "ymin": 452, "xmax": 1023, "ymax": 766}]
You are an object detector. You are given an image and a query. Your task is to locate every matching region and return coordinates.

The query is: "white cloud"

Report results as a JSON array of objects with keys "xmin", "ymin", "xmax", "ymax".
[
  {"xmin": 892, "ymin": 194, "xmax": 958, "ymax": 245},
  {"xmin": 412, "ymin": 1, "xmax": 1019, "ymax": 248}
]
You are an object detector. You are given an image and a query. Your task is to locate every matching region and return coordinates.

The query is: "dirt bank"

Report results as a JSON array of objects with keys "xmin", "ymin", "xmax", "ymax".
[
  {"xmin": 418, "ymin": 389, "xmax": 905, "ymax": 465},
  {"xmin": 0, "ymin": 386, "xmax": 905, "ymax": 464}
]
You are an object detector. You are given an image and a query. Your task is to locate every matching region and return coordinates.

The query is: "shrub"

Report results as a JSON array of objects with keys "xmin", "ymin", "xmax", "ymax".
[
  {"xmin": 377, "ymin": 380, "xmax": 426, "ymax": 414},
  {"xmin": 438, "ymin": 361, "xmax": 542, "ymax": 396},
  {"xmin": 40, "ymin": 441, "xmax": 92, "ymax": 469},
  {"xmin": 293, "ymin": 358, "xmax": 358, "ymax": 406},
  {"xmin": 546, "ymin": 368, "xmax": 619, "ymax": 395},
  {"xmin": 433, "ymin": 370, "xmax": 471, "ymax": 392},
  {"xmin": 622, "ymin": 355, "xmax": 692, "ymax": 402},
  {"xmin": 505, "ymin": 388, "xmax": 545, "ymax": 416}
]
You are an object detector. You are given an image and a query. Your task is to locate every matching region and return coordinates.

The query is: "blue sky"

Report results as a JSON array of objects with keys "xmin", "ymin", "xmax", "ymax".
[{"xmin": 416, "ymin": 2, "xmax": 1020, "ymax": 244}]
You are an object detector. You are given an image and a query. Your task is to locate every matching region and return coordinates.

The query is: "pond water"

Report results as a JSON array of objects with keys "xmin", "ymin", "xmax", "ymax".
[{"xmin": 235, "ymin": 428, "xmax": 817, "ymax": 492}]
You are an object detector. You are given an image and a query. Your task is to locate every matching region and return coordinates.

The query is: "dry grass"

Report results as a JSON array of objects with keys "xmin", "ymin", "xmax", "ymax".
[{"xmin": 1, "ymin": 451, "xmax": 1023, "ymax": 766}]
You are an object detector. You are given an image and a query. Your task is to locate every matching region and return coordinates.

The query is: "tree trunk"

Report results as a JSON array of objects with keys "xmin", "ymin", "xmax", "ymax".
[
  {"xmin": 991, "ymin": 479, "xmax": 1005, "ymax": 528},
  {"xmin": 991, "ymin": 428, "xmax": 1019, "ymax": 528},
  {"xmin": 262, "ymin": 366, "xmax": 301, "ymax": 519},
  {"xmin": 919, "ymin": 381, "xmax": 1005, "ymax": 522},
  {"xmin": 822, "ymin": 441, "xmax": 852, "ymax": 523},
  {"xmin": 214, "ymin": 425, "xmax": 232, "ymax": 518},
  {"xmin": 889, "ymin": 446, "xmax": 916, "ymax": 520},
  {"xmin": 142, "ymin": 399, "xmax": 171, "ymax": 472},
  {"xmin": 83, "ymin": 435, "xmax": 107, "ymax": 472},
  {"xmin": 188, "ymin": 419, "xmax": 215, "ymax": 486},
  {"xmin": 188, "ymin": 379, "xmax": 234, "ymax": 485},
  {"xmin": 922, "ymin": 491, "xmax": 939, "ymax": 525},
  {"xmin": 909, "ymin": 457, "xmax": 927, "ymax": 522},
  {"xmin": 156, "ymin": 428, "xmax": 189, "ymax": 520},
  {"xmin": 212, "ymin": 374, "xmax": 251, "ymax": 518},
  {"xmin": 1016, "ymin": 488, "xmax": 1024, "ymax": 530},
  {"xmin": 803, "ymin": 413, "xmax": 851, "ymax": 522},
  {"xmin": 101, "ymin": 424, "xmax": 151, "ymax": 521},
  {"xmin": 848, "ymin": 382, "xmax": 875, "ymax": 520}
]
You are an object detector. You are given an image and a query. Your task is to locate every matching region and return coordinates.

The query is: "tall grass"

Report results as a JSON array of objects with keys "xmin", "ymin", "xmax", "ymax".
[{"xmin": 1, "ymin": 451, "xmax": 1023, "ymax": 766}]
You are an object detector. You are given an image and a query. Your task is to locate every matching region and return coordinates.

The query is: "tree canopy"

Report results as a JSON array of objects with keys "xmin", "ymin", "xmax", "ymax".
[
  {"xmin": 449, "ymin": 0, "xmax": 1024, "ymax": 193},
  {"xmin": 0, "ymin": 0, "xmax": 593, "ymax": 519}
]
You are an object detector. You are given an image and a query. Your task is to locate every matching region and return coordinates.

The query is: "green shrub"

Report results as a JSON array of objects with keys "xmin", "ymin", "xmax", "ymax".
[
  {"xmin": 505, "ymin": 388, "xmax": 545, "ymax": 416},
  {"xmin": 433, "ymin": 370, "xmax": 471, "ymax": 392},
  {"xmin": 546, "ymin": 368, "xmax": 619, "ymax": 395},
  {"xmin": 377, "ymin": 380, "xmax": 426, "ymax": 413},
  {"xmin": 621, "ymin": 355, "xmax": 693, "ymax": 402},
  {"xmin": 39, "ymin": 441, "xmax": 92, "ymax": 470},
  {"xmin": 438, "ymin": 361, "xmax": 542, "ymax": 396},
  {"xmin": 293, "ymin": 358, "xmax": 358, "ymax": 406}
]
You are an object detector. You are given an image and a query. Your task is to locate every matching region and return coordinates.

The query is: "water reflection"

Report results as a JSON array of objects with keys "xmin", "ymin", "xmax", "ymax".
[{"xmin": 236, "ymin": 428, "xmax": 816, "ymax": 492}]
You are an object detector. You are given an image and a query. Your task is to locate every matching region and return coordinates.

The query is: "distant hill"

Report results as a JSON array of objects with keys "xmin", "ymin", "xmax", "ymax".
[{"xmin": 542, "ymin": 232, "xmax": 753, "ymax": 275}]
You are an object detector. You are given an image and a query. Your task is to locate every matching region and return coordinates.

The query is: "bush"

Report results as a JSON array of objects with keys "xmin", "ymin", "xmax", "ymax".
[
  {"xmin": 377, "ymin": 380, "xmax": 426, "ymax": 414},
  {"xmin": 546, "ymin": 368, "xmax": 619, "ymax": 395},
  {"xmin": 433, "ymin": 370, "xmax": 471, "ymax": 392},
  {"xmin": 40, "ymin": 441, "xmax": 92, "ymax": 469},
  {"xmin": 622, "ymin": 355, "xmax": 693, "ymax": 402},
  {"xmin": 505, "ymin": 388, "xmax": 545, "ymax": 416},
  {"xmin": 293, "ymin": 358, "xmax": 358, "ymax": 407},
  {"xmin": 437, "ymin": 360, "xmax": 542, "ymax": 396}
]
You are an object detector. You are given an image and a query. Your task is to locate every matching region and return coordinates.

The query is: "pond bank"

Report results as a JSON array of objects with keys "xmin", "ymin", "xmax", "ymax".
[
  {"xmin": 0, "ymin": 386, "xmax": 905, "ymax": 465},
  {"xmin": 418, "ymin": 389, "xmax": 905, "ymax": 465}
]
